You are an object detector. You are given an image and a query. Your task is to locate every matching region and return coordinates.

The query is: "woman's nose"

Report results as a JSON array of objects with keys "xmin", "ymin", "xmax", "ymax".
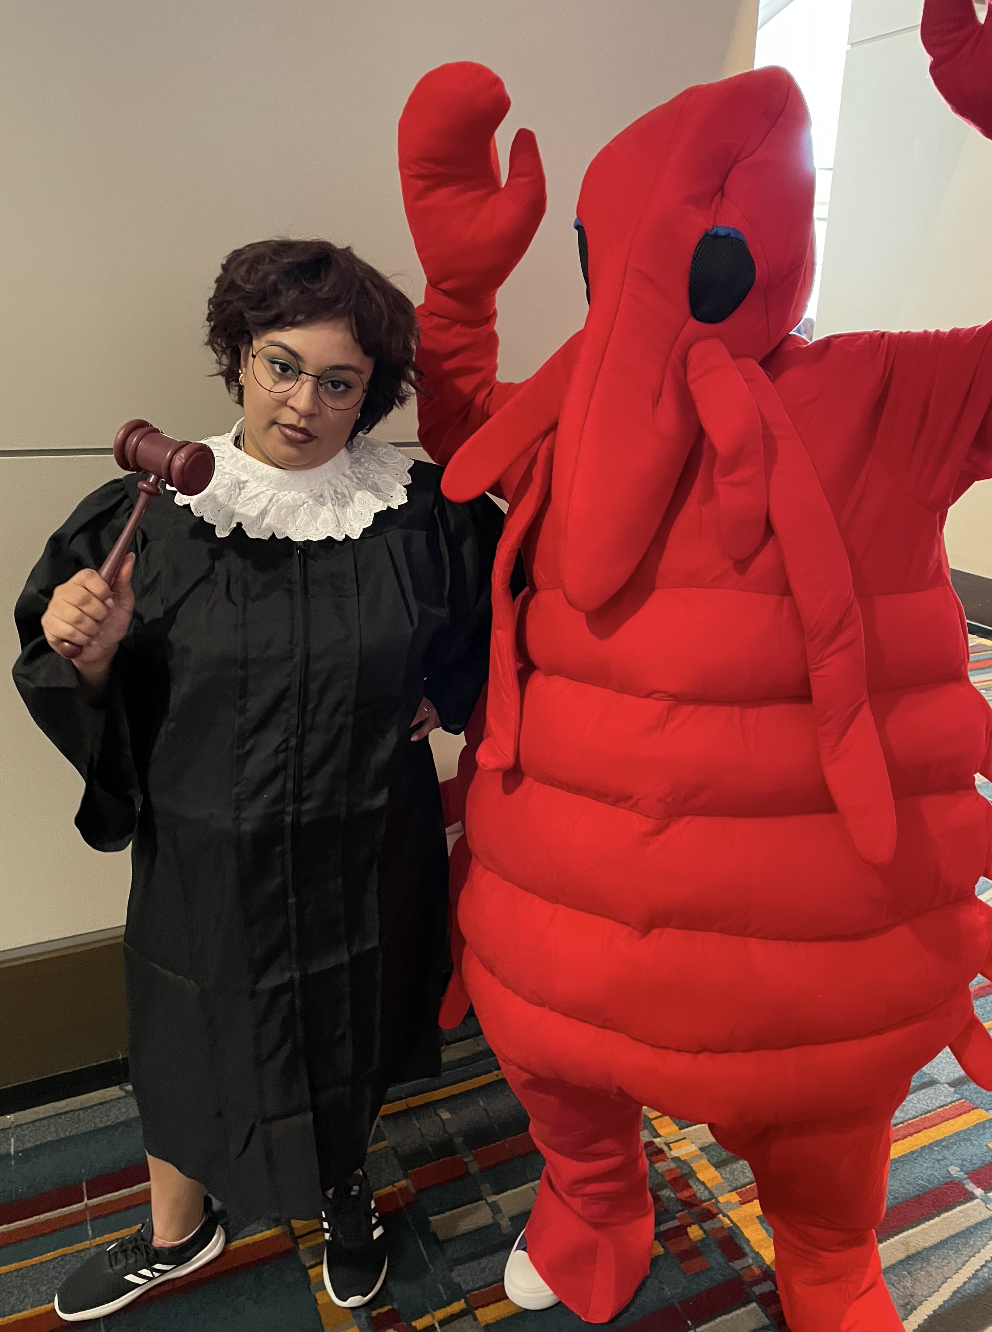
[{"xmin": 286, "ymin": 374, "xmax": 321, "ymax": 414}]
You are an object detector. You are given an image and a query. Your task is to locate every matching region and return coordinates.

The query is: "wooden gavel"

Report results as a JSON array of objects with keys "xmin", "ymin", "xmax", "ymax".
[{"xmin": 61, "ymin": 419, "xmax": 215, "ymax": 660}]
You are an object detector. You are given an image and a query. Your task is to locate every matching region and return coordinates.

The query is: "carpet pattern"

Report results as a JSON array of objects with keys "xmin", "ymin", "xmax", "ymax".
[{"xmin": 4, "ymin": 639, "xmax": 992, "ymax": 1331}]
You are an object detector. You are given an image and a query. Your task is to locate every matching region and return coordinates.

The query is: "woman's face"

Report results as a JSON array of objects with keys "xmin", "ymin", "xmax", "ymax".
[{"xmin": 239, "ymin": 318, "xmax": 375, "ymax": 470}]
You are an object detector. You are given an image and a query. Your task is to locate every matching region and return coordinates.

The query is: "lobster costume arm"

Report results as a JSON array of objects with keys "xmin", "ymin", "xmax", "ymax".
[
  {"xmin": 922, "ymin": 0, "xmax": 992, "ymax": 138},
  {"xmin": 915, "ymin": 0, "xmax": 992, "ymax": 1090},
  {"xmin": 399, "ymin": 61, "xmax": 547, "ymax": 475},
  {"xmin": 860, "ymin": 323, "xmax": 992, "ymax": 804},
  {"xmin": 861, "ymin": 0, "xmax": 992, "ymax": 512},
  {"xmin": 415, "ymin": 303, "xmax": 520, "ymax": 472},
  {"xmin": 869, "ymin": 325, "xmax": 992, "ymax": 510}
]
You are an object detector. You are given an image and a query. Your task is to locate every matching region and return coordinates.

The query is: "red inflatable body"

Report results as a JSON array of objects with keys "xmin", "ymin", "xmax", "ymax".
[{"xmin": 400, "ymin": 4, "xmax": 992, "ymax": 1325}]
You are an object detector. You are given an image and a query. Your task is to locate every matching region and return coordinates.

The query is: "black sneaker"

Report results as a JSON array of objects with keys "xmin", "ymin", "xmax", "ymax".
[
  {"xmin": 54, "ymin": 1198, "xmax": 225, "ymax": 1322},
  {"xmin": 322, "ymin": 1170, "xmax": 387, "ymax": 1308}
]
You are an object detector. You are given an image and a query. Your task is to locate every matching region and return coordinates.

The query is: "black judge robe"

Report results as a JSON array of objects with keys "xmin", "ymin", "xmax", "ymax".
[{"xmin": 13, "ymin": 458, "xmax": 501, "ymax": 1223}]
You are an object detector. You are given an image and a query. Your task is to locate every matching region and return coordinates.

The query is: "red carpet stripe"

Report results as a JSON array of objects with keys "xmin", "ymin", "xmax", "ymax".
[
  {"xmin": 876, "ymin": 1181, "xmax": 972, "ymax": 1238},
  {"xmin": 86, "ymin": 1161, "xmax": 149, "ymax": 1199},
  {"xmin": 891, "ymin": 1101, "xmax": 975, "ymax": 1142},
  {"xmin": 877, "ymin": 1159, "xmax": 992, "ymax": 1238},
  {"xmin": 0, "ymin": 1186, "xmax": 83, "ymax": 1229},
  {"xmin": 680, "ymin": 1276, "xmax": 752, "ymax": 1321},
  {"xmin": 0, "ymin": 1183, "xmax": 151, "ymax": 1251}
]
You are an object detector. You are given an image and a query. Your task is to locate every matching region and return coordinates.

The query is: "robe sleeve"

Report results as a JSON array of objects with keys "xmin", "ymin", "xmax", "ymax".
[
  {"xmin": 423, "ymin": 489, "xmax": 503, "ymax": 734},
  {"xmin": 870, "ymin": 324, "xmax": 992, "ymax": 510},
  {"xmin": 416, "ymin": 301, "xmax": 523, "ymax": 469},
  {"xmin": 12, "ymin": 480, "xmax": 141, "ymax": 852}
]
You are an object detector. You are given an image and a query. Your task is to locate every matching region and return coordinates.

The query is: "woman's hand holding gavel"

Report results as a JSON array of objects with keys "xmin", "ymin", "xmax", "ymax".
[
  {"xmin": 45, "ymin": 418, "xmax": 215, "ymax": 673},
  {"xmin": 41, "ymin": 554, "xmax": 136, "ymax": 695}
]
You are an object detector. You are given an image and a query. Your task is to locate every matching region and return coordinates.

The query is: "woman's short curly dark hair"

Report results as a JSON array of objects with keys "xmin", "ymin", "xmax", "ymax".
[{"xmin": 206, "ymin": 238, "xmax": 421, "ymax": 438}]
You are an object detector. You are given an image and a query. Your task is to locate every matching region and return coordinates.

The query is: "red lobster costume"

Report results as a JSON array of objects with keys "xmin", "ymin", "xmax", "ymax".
[{"xmin": 400, "ymin": 3, "xmax": 992, "ymax": 1327}]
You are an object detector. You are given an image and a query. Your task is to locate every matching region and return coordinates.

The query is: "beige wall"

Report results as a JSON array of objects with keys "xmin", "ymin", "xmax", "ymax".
[
  {"xmin": 3, "ymin": 456, "xmax": 132, "ymax": 950},
  {"xmin": 816, "ymin": 0, "xmax": 992, "ymax": 576},
  {"xmin": 1, "ymin": 0, "xmax": 758, "ymax": 952}
]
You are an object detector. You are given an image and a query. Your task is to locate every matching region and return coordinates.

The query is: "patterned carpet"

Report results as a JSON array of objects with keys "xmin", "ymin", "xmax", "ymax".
[{"xmin": 5, "ymin": 640, "xmax": 992, "ymax": 1332}]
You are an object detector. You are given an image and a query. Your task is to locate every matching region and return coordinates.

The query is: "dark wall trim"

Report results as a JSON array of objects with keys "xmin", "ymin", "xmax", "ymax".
[
  {"xmin": 0, "ymin": 1058, "xmax": 130, "ymax": 1117},
  {"xmin": 951, "ymin": 569, "xmax": 992, "ymax": 636},
  {"xmin": 0, "ymin": 448, "xmax": 116, "ymax": 457},
  {"xmin": 0, "ymin": 935, "xmax": 127, "ymax": 1095}
]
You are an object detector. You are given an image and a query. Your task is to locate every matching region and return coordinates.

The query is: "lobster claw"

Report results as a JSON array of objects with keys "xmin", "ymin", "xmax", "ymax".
[
  {"xmin": 922, "ymin": 0, "xmax": 992, "ymax": 140},
  {"xmin": 398, "ymin": 62, "xmax": 547, "ymax": 310}
]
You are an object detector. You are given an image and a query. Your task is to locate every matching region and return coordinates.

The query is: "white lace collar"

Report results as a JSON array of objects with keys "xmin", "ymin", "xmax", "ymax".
[{"xmin": 173, "ymin": 422, "xmax": 413, "ymax": 542}]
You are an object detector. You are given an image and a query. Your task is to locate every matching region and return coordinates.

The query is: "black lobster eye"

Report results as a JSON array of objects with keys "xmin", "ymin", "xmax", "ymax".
[
  {"xmin": 574, "ymin": 219, "xmax": 590, "ymax": 305},
  {"xmin": 689, "ymin": 226, "xmax": 756, "ymax": 323}
]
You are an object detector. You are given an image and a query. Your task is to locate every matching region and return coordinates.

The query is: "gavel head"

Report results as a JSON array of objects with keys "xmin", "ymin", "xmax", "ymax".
[{"xmin": 113, "ymin": 419, "xmax": 215, "ymax": 496}]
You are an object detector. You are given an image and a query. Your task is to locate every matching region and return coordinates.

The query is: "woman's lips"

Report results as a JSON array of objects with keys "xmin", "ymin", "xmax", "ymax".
[{"xmin": 276, "ymin": 423, "xmax": 315, "ymax": 444}]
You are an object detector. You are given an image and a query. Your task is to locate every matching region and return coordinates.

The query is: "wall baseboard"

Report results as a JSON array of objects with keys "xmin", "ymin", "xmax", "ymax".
[
  {"xmin": 0, "ymin": 932, "xmax": 127, "ymax": 1096},
  {"xmin": 0, "ymin": 1057, "xmax": 130, "ymax": 1117},
  {"xmin": 952, "ymin": 569, "xmax": 992, "ymax": 637}
]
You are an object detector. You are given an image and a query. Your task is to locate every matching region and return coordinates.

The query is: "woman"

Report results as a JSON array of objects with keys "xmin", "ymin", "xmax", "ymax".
[{"xmin": 13, "ymin": 238, "xmax": 501, "ymax": 1322}]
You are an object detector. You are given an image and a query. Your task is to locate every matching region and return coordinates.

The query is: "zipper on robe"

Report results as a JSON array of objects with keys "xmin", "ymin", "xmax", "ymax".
[{"xmin": 284, "ymin": 543, "xmax": 310, "ymax": 1051}]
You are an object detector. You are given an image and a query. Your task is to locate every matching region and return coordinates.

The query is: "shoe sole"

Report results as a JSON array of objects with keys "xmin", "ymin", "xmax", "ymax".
[
  {"xmin": 504, "ymin": 1237, "xmax": 560, "ymax": 1312},
  {"xmin": 53, "ymin": 1225, "xmax": 226, "ymax": 1322},
  {"xmin": 323, "ymin": 1249, "xmax": 388, "ymax": 1308},
  {"xmin": 503, "ymin": 1270, "xmax": 561, "ymax": 1312}
]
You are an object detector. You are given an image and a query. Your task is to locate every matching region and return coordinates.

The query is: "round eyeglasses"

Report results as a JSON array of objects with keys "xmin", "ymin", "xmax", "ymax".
[{"xmin": 250, "ymin": 344, "xmax": 367, "ymax": 412}]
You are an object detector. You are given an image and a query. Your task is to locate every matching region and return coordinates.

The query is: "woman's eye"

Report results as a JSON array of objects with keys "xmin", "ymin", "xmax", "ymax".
[
  {"xmin": 268, "ymin": 358, "xmax": 296, "ymax": 377},
  {"xmin": 321, "ymin": 378, "xmax": 350, "ymax": 394}
]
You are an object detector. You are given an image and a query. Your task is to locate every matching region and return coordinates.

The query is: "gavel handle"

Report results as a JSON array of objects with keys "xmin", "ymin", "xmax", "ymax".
[
  {"xmin": 98, "ymin": 482, "xmax": 158, "ymax": 586},
  {"xmin": 60, "ymin": 476, "xmax": 161, "ymax": 661}
]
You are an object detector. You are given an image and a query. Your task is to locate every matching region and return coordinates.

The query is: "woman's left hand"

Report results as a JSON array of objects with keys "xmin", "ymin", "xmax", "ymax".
[{"xmin": 410, "ymin": 697, "xmax": 441, "ymax": 741}]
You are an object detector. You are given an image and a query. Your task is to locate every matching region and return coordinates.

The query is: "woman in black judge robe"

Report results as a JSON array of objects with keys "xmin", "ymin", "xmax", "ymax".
[{"xmin": 13, "ymin": 239, "xmax": 501, "ymax": 1322}]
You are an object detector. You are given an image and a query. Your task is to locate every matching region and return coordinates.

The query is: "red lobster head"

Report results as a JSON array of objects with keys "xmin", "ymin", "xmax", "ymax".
[{"xmin": 556, "ymin": 65, "xmax": 815, "ymax": 612}]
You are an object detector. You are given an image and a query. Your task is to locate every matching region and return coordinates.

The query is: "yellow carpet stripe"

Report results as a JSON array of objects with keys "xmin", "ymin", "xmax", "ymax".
[
  {"xmin": 474, "ymin": 1298, "xmax": 521, "ymax": 1324},
  {"xmin": 412, "ymin": 1299, "xmax": 468, "ymax": 1328},
  {"xmin": 292, "ymin": 1218, "xmax": 322, "ymax": 1241},
  {"xmin": 646, "ymin": 1113, "xmax": 681, "ymax": 1139},
  {"xmin": 381, "ymin": 1071, "xmax": 505, "ymax": 1115},
  {"xmin": 890, "ymin": 1109, "xmax": 990, "ymax": 1159},
  {"xmin": 314, "ymin": 1290, "xmax": 358, "ymax": 1330},
  {"xmin": 0, "ymin": 1225, "xmax": 134, "ymax": 1276},
  {"xmin": 0, "ymin": 1307, "xmax": 58, "ymax": 1327},
  {"xmin": 667, "ymin": 1138, "xmax": 696, "ymax": 1158},
  {"xmin": 688, "ymin": 1156, "xmax": 723, "ymax": 1190},
  {"xmin": 724, "ymin": 1200, "xmax": 776, "ymax": 1268}
]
